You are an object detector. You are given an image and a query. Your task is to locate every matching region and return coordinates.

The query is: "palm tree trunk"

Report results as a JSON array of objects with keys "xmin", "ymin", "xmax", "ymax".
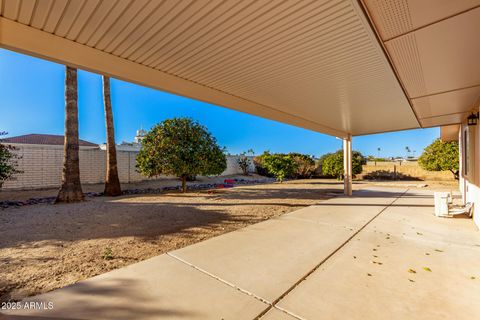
[
  {"xmin": 103, "ymin": 76, "xmax": 122, "ymax": 196},
  {"xmin": 56, "ymin": 66, "xmax": 84, "ymax": 203}
]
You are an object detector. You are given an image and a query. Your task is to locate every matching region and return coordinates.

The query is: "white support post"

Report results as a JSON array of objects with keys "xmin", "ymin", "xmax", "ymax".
[{"xmin": 343, "ymin": 134, "xmax": 353, "ymax": 196}]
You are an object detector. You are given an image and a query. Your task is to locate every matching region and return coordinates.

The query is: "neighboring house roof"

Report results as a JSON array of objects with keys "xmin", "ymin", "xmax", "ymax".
[{"xmin": 0, "ymin": 134, "xmax": 98, "ymax": 147}]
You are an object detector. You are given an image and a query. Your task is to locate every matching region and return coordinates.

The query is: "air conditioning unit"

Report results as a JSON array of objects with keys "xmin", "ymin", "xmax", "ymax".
[
  {"xmin": 434, "ymin": 192, "xmax": 473, "ymax": 217},
  {"xmin": 434, "ymin": 192, "xmax": 451, "ymax": 217}
]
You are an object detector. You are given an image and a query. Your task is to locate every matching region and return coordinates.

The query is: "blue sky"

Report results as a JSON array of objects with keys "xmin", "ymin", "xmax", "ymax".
[{"xmin": 0, "ymin": 48, "xmax": 439, "ymax": 157}]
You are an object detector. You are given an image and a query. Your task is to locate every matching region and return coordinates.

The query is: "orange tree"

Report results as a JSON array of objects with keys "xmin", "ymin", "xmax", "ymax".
[
  {"xmin": 136, "ymin": 118, "xmax": 227, "ymax": 192},
  {"xmin": 418, "ymin": 139, "xmax": 459, "ymax": 179}
]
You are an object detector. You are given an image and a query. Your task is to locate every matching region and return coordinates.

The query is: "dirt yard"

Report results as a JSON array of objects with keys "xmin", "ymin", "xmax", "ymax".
[
  {"xmin": 0, "ymin": 179, "xmax": 347, "ymax": 302},
  {"xmin": 362, "ymin": 161, "xmax": 455, "ymax": 181},
  {"xmin": 0, "ymin": 178, "xmax": 459, "ymax": 302}
]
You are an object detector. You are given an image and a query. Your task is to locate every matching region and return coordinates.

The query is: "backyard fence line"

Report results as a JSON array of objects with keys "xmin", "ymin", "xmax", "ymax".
[
  {"xmin": 2, "ymin": 145, "xmax": 255, "ymax": 190},
  {"xmin": 361, "ymin": 161, "xmax": 454, "ymax": 181}
]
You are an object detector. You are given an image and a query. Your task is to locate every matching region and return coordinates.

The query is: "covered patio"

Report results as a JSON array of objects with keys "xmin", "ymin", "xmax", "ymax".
[
  {"xmin": 4, "ymin": 187, "xmax": 480, "ymax": 319},
  {"xmin": 1, "ymin": 0, "xmax": 480, "ymax": 318},
  {"xmin": 1, "ymin": 0, "xmax": 478, "ymax": 205}
]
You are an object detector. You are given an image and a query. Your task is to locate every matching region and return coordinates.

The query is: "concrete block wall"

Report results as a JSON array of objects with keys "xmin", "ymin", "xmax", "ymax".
[
  {"xmin": 2, "ymin": 145, "xmax": 255, "ymax": 190},
  {"xmin": 223, "ymin": 155, "xmax": 256, "ymax": 176}
]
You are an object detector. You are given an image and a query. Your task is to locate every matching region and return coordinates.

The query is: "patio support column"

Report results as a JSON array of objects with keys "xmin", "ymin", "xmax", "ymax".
[{"xmin": 343, "ymin": 134, "xmax": 352, "ymax": 196}]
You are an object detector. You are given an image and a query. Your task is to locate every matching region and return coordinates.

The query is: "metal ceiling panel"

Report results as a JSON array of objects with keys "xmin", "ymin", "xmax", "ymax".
[
  {"xmin": 363, "ymin": 0, "xmax": 480, "ymax": 129},
  {"xmin": 0, "ymin": 0, "xmax": 421, "ymax": 136}
]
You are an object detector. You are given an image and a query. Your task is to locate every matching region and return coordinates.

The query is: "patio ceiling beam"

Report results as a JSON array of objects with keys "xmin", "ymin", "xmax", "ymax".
[{"xmin": 0, "ymin": 17, "xmax": 348, "ymax": 139}]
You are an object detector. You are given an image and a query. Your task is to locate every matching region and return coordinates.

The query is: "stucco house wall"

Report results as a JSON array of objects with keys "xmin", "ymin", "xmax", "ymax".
[{"xmin": 459, "ymin": 104, "xmax": 480, "ymax": 229}]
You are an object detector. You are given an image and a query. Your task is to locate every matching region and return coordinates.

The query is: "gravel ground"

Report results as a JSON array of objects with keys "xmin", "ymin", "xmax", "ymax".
[{"xmin": 0, "ymin": 178, "xmax": 344, "ymax": 302}]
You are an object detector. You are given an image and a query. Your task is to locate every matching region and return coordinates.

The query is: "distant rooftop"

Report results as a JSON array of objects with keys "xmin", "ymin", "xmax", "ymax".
[{"xmin": 1, "ymin": 134, "xmax": 97, "ymax": 147}]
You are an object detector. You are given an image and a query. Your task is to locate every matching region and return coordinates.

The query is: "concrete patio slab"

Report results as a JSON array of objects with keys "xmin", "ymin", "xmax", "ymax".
[
  {"xmin": 3, "ymin": 187, "xmax": 479, "ymax": 320},
  {"xmin": 282, "ymin": 202, "xmax": 385, "ymax": 230},
  {"xmin": 169, "ymin": 189, "xmax": 405, "ymax": 302},
  {"xmin": 366, "ymin": 191, "xmax": 480, "ymax": 247},
  {"xmin": 276, "ymin": 193, "xmax": 480, "ymax": 320},
  {"xmin": 260, "ymin": 308, "xmax": 299, "ymax": 320},
  {"xmin": 169, "ymin": 215, "xmax": 356, "ymax": 302},
  {"xmin": 2, "ymin": 254, "xmax": 267, "ymax": 320}
]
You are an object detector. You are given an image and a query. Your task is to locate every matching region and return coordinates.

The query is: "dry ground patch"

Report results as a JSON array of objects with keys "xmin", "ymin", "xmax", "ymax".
[
  {"xmin": 362, "ymin": 161, "xmax": 455, "ymax": 181},
  {"xmin": 0, "ymin": 179, "xmax": 343, "ymax": 302}
]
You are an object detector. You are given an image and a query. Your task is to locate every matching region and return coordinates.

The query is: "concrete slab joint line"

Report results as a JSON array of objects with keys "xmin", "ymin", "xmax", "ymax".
[
  {"xmin": 166, "ymin": 252, "xmax": 272, "ymax": 306},
  {"xmin": 273, "ymin": 305, "xmax": 308, "ymax": 320},
  {"xmin": 254, "ymin": 189, "xmax": 410, "ymax": 320}
]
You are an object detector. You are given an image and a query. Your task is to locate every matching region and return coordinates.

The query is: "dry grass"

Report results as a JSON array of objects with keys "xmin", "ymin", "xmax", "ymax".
[{"xmin": 361, "ymin": 161, "xmax": 454, "ymax": 181}]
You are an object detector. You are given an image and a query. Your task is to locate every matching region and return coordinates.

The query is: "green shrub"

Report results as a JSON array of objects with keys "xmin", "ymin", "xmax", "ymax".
[
  {"xmin": 257, "ymin": 152, "xmax": 297, "ymax": 182},
  {"xmin": 289, "ymin": 153, "xmax": 315, "ymax": 178},
  {"xmin": 253, "ymin": 154, "xmax": 274, "ymax": 177},
  {"xmin": 0, "ymin": 132, "xmax": 21, "ymax": 188},
  {"xmin": 320, "ymin": 150, "xmax": 366, "ymax": 179},
  {"xmin": 255, "ymin": 152, "xmax": 317, "ymax": 180},
  {"xmin": 136, "ymin": 118, "xmax": 227, "ymax": 192}
]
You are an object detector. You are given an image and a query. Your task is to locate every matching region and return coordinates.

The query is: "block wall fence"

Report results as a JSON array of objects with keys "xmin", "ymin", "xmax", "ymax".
[{"xmin": 2, "ymin": 145, "xmax": 255, "ymax": 190}]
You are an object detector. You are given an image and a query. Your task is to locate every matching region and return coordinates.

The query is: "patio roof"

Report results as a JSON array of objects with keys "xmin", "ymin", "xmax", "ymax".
[
  {"xmin": 0, "ymin": 0, "xmax": 478, "ymax": 137},
  {"xmin": 363, "ymin": 0, "xmax": 480, "ymax": 129}
]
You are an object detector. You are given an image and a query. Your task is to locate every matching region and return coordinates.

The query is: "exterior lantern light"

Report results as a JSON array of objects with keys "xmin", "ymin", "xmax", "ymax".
[{"xmin": 467, "ymin": 112, "xmax": 479, "ymax": 126}]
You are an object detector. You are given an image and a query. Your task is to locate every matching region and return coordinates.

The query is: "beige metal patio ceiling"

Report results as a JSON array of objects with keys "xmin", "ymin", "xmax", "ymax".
[
  {"xmin": 362, "ymin": 0, "xmax": 480, "ymax": 128},
  {"xmin": 1, "ymin": 1, "xmax": 477, "ymax": 138}
]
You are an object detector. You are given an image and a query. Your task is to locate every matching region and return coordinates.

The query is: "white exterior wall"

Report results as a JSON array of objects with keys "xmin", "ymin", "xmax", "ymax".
[
  {"xmin": 459, "ymin": 105, "xmax": 480, "ymax": 229},
  {"xmin": 2, "ymin": 145, "xmax": 255, "ymax": 190}
]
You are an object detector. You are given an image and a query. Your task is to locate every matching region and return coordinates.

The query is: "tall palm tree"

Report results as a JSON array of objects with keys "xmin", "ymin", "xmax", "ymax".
[
  {"xmin": 103, "ymin": 76, "xmax": 122, "ymax": 196},
  {"xmin": 405, "ymin": 146, "xmax": 411, "ymax": 158},
  {"xmin": 56, "ymin": 66, "xmax": 84, "ymax": 203}
]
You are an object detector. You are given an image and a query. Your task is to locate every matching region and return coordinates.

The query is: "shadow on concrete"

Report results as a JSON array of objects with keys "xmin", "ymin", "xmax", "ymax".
[
  {"xmin": 201, "ymin": 187, "xmax": 338, "ymax": 201},
  {"xmin": 352, "ymin": 190, "xmax": 430, "ymax": 198},
  {"xmin": 1, "ymin": 278, "xmax": 193, "ymax": 320}
]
